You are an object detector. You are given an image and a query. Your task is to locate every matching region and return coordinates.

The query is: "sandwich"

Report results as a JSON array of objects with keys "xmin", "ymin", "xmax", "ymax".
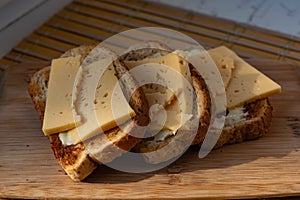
[
  {"xmin": 28, "ymin": 44, "xmax": 151, "ymax": 180},
  {"xmin": 28, "ymin": 41, "xmax": 281, "ymax": 181},
  {"xmin": 121, "ymin": 42, "xmax": 279, "ymax": 163}
]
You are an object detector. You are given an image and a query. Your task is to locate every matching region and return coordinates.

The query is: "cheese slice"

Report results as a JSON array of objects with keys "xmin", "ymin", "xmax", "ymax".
[
  {"xmin": 176, "ymin": 49, "xmax": 227, "ymax": 115},
  {"xmin": 145, "ymin": 88, "xmax": 175, "ymax": 107},
  {"xmin": 94, "ymin": 64, "xmax": 136, "ymax": 130},
  {"xmin": 125, "ymin": 52, "xmax": 191, "ymax": 82},
  {"xmin": 148, "ymin": 96, "xmax": 192, "ymax": 134},
  {"xmin": 125, "ymin": 52, "xmax": 191, "ymax": 106},
  {"xmin": 209, "ymin": 46, "xmax": 281, "ymax": 109},
  {"xmin": 208, "ymin": 51, "xmax": 234, "ymax": 88},
  {"xmin": 164, "ymin": 99, "xmax": 192, "ymax": 132},
  {"xmin": 124, "ymin": 52, "xmax": 194, "ymax": 136},
  {"xmin": 59, "ymin": 58, "xmax": 135, "ymax": 145},
  {"xmin": 42, "ymin": 55, "xmax": 81, "ymax": 135}
]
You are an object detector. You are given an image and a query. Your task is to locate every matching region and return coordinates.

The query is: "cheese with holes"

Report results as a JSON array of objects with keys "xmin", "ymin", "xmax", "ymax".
[
  {"xmin": 177, "ymin": 49, "xmax": 227, "ymax": 115},
  {"xmin": 125, "ymin": 52, "xmax": 191, "ymax": 107},
  {"xmin": 124, "ymin": 53, "xmax": 194, "ymax": 135},
  {"xmin": 42, "ymin": 55, "xmax": 81, "ymax": 135},
  {"xmin": 126, "ymin": 52, "xmax": 193, "ymax": 109},
  {"xmin": 163, "ymin": 99, "xmax": 192, "ymax": 132},
  {"xmin": 209, "ymin": 46, "xmax": 281, "ymax": 108},
  {"xmin": 148, "ymin": 96, "xmax": 192, "ymax": 135},
  {"xmin": 145, "ymin": 89, "xmax": 175, "ymax": 107},
  {"xmin": 208, "ymin": 51, "xmax": 234, "ymax": 88},
  {"xmin": 125, "ymin": 52, "xmax": 191, "ymax": 82},
  {"xmin": 59, "ymin": 58, "xmax": 135, "ymax": 145}
]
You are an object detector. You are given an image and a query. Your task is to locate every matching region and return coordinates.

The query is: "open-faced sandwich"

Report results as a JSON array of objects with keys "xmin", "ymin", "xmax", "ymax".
[{"xmin": 28, "ymin": 41, "xmax": 281, "ymax": 181}]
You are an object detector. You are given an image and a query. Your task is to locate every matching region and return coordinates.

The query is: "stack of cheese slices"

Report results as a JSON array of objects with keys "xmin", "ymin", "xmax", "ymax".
[{"xmin": 28, "ymin": 41, "xmax": 281, "ymax": 181}]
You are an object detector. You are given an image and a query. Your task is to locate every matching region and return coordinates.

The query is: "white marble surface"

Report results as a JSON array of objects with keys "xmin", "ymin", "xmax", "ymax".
[
  {"xmin": 151, "ymin": 0, "xmax": 300, "ymax": 37},
  {"xmin": 1, "ymin": 0, "xmax": 300, "ymax": 60}
]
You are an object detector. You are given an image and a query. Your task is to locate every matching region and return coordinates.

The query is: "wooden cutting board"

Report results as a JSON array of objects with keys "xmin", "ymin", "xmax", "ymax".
[{"xmin": 0, "ymin": 58, "xmax": 300, "ymax": 199}]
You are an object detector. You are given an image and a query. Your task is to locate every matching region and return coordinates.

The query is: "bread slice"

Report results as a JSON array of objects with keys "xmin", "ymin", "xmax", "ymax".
[
  {"xmin": 120, "ymin": 43, "xmax": 212, "ymax": 164},
  {"xmin": 28, "ymin": 45, "xmax": 149, "ymax": 181},
  {"xmin": 127, "ymin": 43, "xmax": 273, "ymax": 163},
  {"xmin": 121, "ymin": 42, "xmax": 211, "ymax": 146}
]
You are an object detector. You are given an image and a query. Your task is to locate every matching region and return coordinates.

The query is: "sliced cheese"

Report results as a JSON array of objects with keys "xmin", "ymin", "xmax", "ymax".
[
  {"xmin": 209, "ymin": 46, "xmax": 281, "ymax": 108},
  {"xmin": 124, "ymin": 52, "xmax": 194, "ymax": 135},
  {"xmin": 177, "ymin": 49, "xmax": 227, "ymax": 115},
  {"xmin": 94, "ymin": 64, "xmax": 136, "ymax": 130},
  {"xmin": 145, "ymin": 88, "xmax": 175, "ymax": 107},
  {"xmin": 125, "ymin": 52, "xmax": 191, "ymax": 107},
  {"xmin": 163, "ymin": 98, "xmax": 192, "ymax": 132},
  {"xmin": 148, "ymin": 104, "xmax": 167, "ymax": 132},
  {"xmin": 42, "ymin": 55, "xmax": 81, "ymax": 135},
  {"xmin": 59, "ymin": 58, "xmax": 135, "ymax": 145},
  {"xmin": 125, "ymin": 52, "xmax": 191, "ymax": 82},
  {"xmin": 208, "ymin": 51, "xmax": 234, "ymax": 88},
  {"xmin": 125, "ymin": 60, "xmax": 194, "ymax": 138},
  {"xmin": 148, "ymin": 96, "xmax": 192, "ymax": 134}
]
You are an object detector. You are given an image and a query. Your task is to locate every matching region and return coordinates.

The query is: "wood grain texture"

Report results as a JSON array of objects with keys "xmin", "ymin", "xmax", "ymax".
[{"xmin": 0, "ymin": 59, "xmax": 300, "ymax": 199}]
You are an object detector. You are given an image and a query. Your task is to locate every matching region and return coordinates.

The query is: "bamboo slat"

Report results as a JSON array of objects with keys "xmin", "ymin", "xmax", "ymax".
[{"xmin": 0, "ymin": 0, "xmax": 300, "ymax": 66}]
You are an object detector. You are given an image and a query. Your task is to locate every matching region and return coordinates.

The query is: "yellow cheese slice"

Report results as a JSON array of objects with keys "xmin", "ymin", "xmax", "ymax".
[
  {"xmin": 59, "ymin": 59, "xmax": 135, "ymax": 145},
  {"xmin": 125, "ymin": 52, "xmax": 191, "ymax": 82},
  {"xmin": 94, "ymin": 64, "xmax": 136, "ymax": 130},
  {"xmin": 148, "ymin": 97, "xmax": 192, "ymax": 134},
  {"xmin": 209, "ymin": 46, "xmax": 281, "ymax": 109},
  {"xmin": 164, "ymin": 99, "xmax": 192, "ymax": 132},
  {"xmin": 125, "ymin": 53, "xmax": 194, "ymax": 135},
  {"xmin": 145, "ymin": 88, "xmax": 175, "ymax": 107},
  {"xmin": 208, "ymin": 51, "xmax": 234, "ymax": 88},
  {"xmin": 125, "ymin": 52, "xmax": 191, "ymax": 106},
  {"xmin": 42, "ymin": 55, "xmax": 81, "ymax": 135}
]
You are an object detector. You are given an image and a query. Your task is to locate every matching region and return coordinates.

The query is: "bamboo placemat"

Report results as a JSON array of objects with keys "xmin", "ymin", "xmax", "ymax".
[{"xmin": 0, "ymin": 0, "xmax": 300, "ymax": 67}]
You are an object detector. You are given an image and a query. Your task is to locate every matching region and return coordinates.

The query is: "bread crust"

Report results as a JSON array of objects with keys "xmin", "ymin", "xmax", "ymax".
[{"xmin": 189, "ymin": 64, "xmax": 211, "ymax": 145}]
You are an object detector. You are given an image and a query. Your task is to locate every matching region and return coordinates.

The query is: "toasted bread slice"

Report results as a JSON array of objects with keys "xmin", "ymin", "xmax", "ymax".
[
  {"xmin": 127, "ymin": 43, "xmax": 273, "ymax": 163},
  {"xmin": 120, "ymin": 43, "xmax": 212, "ymax": 163},
  {"xmin": 122, "ymin": 43, "xmax": 273, "ymax": 160},
  {"xmin": 28, "ymin": 45, "xmax": 149, "ymax": 181},
  {"xmin": 121, "ymin": 42, "xmax": 211, "ymax": 146}
]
